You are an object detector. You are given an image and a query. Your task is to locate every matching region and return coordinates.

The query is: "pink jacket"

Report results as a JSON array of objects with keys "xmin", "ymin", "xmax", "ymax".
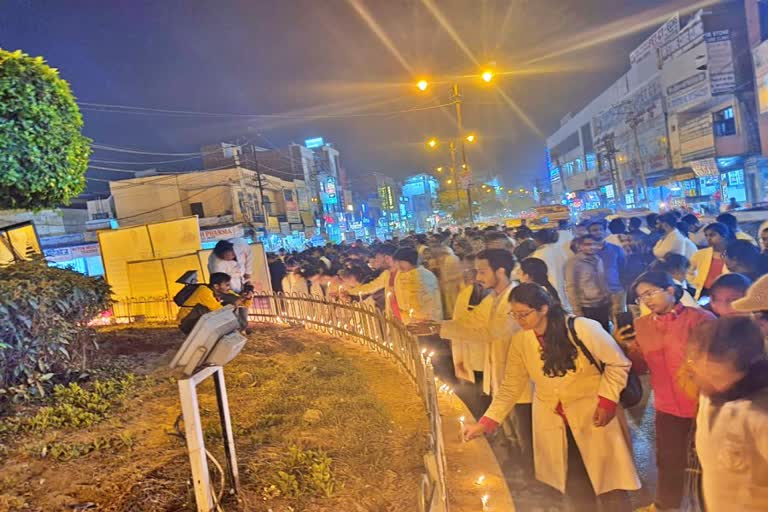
[{"xmin": 632, "ymin": 305, "xmax": 715, "ymax": 418}]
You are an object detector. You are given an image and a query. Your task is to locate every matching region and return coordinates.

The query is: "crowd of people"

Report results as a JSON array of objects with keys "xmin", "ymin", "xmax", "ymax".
[{"xmin": 182, "ymin": 210, "xmax": 768, "ymax": 511}]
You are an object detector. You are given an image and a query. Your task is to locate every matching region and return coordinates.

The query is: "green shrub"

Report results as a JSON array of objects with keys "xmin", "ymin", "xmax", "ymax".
[
  {"xmin": 0, "ymin": 374, "xmax": 136, "ymax": 435},
  {"xmin": 0, "ymin": 49, "xmax": 91, "ymax": 210},
  {"xmin": 259, "ymin": 445, "xmax": 335, "ymax": 499},
  {"xmin": 0, "ymin": 261, "xmax": 112, "ymax": 401}
]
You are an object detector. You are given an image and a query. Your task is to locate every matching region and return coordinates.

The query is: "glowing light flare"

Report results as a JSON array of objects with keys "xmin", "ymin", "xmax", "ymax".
[
  {"xmin": 427, "ymin": 138, "xmax": 438, "ymax": 149},
  {"xmin": 495, "ymin": 87, "xmax": 544, "ymax": 138},
  {"xmin": 481, "ymin": 70, "xmax": 494, "ymax": 83},
  {"xmin": 420, "ymin": 0, "xmax": 480, "ymax": 67},
  {"xmin": 466, "ymin": 134, "xmax": 476, "ymax": 143},
  {"xmin": 346, "ymin": 0, "xmax": 414, "ymax": 74},
  {"xmin": 417, "ymin": 79, "xmax": 429, "ymax": 91}
]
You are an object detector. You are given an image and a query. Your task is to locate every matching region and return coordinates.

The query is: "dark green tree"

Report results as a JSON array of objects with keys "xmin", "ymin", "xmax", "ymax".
[{"xmin": 0, "ymin": 49, "xmax": 91, "ymax": 210}]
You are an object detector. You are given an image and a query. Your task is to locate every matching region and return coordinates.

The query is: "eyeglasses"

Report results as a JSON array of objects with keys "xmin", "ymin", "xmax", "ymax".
[
  {"xmin": 635, "ymin": 289, "xmax": 666, "ymax": 304},
  {"xmin": 509, "ymin": 309, "xmax": 538, "ymax": 320}
]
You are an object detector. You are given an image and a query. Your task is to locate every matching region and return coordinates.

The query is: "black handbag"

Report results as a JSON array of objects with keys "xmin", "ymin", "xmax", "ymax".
[{"xmin": 567, "ymin": 316, "xmax": 643, "ymax": 408}]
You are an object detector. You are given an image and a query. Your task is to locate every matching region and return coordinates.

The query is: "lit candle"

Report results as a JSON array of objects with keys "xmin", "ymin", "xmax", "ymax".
[
  {"xmin": 475, "ymin": 475, "xmax": 486, "ymax": 486},
  {"xmin": 481, "ymin": 494, "xmax": 490, "ymax": 511}
]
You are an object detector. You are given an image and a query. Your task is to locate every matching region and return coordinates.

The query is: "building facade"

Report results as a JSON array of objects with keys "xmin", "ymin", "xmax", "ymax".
[{"xmin": 546, "ymin": 2, "xmax": 767, "ymax": 213}]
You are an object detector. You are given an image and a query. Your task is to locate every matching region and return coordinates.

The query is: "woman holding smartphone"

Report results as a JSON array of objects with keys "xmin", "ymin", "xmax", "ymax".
[
  {"xmin": 463, "ymin": 283, "xmax": 639, "ymax": 509},
  {"xmin": 622, "ymin": 272, "xmax": 715, "ymax": 512}
]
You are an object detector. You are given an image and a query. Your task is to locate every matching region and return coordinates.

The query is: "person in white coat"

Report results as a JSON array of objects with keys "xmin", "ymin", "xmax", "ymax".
[
  {"xmin": 530, "ymin": 228, "xmax": 570, "ymax": 311},
  {"xmin": 208, "ymin": 240, "xmax": 245, "ymax": 293},
  {"xmin": 464, "ymin": 283, "xmax": 640, "ymax": 510},
  {"xmin": 653, "ymin": 213, "xmax": 696, "ymax": 260},
  {"xmin": 688, "ymin": 316, "xmax": 768, "ymax": 512},
  {"xmin": 207, "ymin": 238, "xmax": 254, "ymax": 293},
  {"xmin": 434, "ymin": 249, "xmax": 533, "ymax": 473}
]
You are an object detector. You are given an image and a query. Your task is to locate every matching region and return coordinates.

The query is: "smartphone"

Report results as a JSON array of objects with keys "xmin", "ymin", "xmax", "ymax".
[{"xmin": 615, "ymin": 312, "xmax": 635, "ymax": 334}]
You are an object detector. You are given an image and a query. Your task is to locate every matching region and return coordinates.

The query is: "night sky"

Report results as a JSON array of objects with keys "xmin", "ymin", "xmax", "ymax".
[{"xmin": 2, "ymin": 0, "xmax": 694, "ymax": 196}]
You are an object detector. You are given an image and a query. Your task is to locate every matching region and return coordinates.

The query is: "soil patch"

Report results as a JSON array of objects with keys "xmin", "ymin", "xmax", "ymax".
[{"xmin": 0, "ymin": 324, "xmax": 430, "ymax": 512}]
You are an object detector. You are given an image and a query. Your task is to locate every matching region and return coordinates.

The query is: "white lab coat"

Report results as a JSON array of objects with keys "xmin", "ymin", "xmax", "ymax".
[
  {"xmin": 208, "ymin": 258, "xmax": 244, "ymax": 293},
  {"xmin": 448, "ymin": 285, "xmax": 488, "ymax": 383},
  {"xmin": 653, "ymin": 229, "xmax": 696, "ymax": 260},
  {"xmin": 688, "ymin": 247, "xmax": 730, "ymax": 299},
  {"xmin": 530, "ymin": 243, "xmax": 570, "ymax": 311},
  {"xmin": 207, "ymin": 237, "xmax": 253, "ymax": 292},
  {"xmin": 440, "ymin": 283, "xmax": 529, "ymax": 399},
  {"xmin": 394, "ymin": 266, "xmax": 443, "ymax": 324},
  {"xmin": 484, "ymin": 317, "xmax": 640, "ymax": 494}
]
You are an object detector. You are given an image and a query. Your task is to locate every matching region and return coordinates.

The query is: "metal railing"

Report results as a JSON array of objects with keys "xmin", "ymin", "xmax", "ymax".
[
  {"xmin": 108, "ymin": 293, "xmax": 450, "ymax": 511},
  {"xmin": 250, "ymin": 293, "xmax": 450, "ymax": 512}
]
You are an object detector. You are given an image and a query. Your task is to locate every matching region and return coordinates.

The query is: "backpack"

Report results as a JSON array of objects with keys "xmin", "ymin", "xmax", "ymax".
[{"xmin": 173, "ymin": 283, "xmax": 202, "ymax": 307}]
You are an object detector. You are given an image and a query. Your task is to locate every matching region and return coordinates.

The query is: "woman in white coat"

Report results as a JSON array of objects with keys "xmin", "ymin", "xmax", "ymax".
[{"xmin": 464, "ymin": 283, "xmax": 640, "ymax": 509}]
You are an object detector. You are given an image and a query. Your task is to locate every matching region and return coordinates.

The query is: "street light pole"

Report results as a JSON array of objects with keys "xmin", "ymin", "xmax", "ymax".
[
  {"xmin": 450, "ymin": 83, "xmax": 474, "ymax": 225},
  {"xmin": 448, "ymin": 141, "xmax": 460, "ymax": 210}
]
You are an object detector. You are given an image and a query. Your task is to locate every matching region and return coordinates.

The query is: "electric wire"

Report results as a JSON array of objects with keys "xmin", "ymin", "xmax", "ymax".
[{"xmin": 79, "ymin": 100, "xmax": 455, "ymax": 119}]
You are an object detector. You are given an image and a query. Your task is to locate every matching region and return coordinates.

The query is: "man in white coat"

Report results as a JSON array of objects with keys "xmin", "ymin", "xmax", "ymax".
[
  {"xmin": 436, "ymin": 249, "xmax": 533, "ymax": 472},
  {"xmin": 207, "ymin": 238, "xmax": 254, "ymax": 293}
]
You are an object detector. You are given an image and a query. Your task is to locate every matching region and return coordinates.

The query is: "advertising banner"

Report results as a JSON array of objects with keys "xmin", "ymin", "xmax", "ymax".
[
  {"xmin": 753, "ymin": 40, "xmax": 768, "ymax": 114},
  {"xmin": 630, "ymin": 14, "xmax": 680, "ymax": 66},
  {"xmin": 705, "ymin": 30, "xmax": 736, "ymax": 95},
  {"xmin": 679, "ymin": 112, "xmax": 716, "ymax": 163},
  {"xmin": 200, "ymin": 225, "xmax": 244, "ymax": 244},
  {"xmin": 662, "ymin": 44, "xmax": 711, "ymax": 113},
  {"xmin": 283, "ymin": 189, "xmax": 301, "ymax": 223}
]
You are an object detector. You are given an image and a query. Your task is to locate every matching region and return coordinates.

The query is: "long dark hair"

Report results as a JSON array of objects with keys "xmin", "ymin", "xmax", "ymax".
[
  {"xmin": 509, "ymin": 283, "xmax": 576, "ymax": 378},
  {"xmin": 520, "ymin": 258, "xmax": 561, "ymax": 303}
]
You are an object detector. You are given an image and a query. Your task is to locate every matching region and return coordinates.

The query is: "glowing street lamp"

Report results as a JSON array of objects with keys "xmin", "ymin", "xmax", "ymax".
[
  {"xmin": 466, "ymin": 133, "xmax": 476, "ymax": 143},
  {"xmin": 417, "ymin": 79, "xmax": 429, "ymax": 91},
  {"xmin": 427, "ymin": 138, "xmax": 438, "ymax": 149},
  {"xmin": 446, "ymin": 179, "xmax": 453, "ymax": 185},
  {"xmin": 481, "ymin": 70, "xmax": 494, "ymax": 83},
  {"xmin": 436, "ymin": 166, "xmax": 443, "ymax": 172}
]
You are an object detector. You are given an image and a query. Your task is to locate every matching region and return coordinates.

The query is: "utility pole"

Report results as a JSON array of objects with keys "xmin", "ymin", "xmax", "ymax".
[
  {"xmin": 627, "ymin": 112, "xmax": 650, "ymax": 208},
  {"xmin": 234, "ymin": 148, "xmax": 253, "ymax": 225},
  {"xmin": 451, "ymin": 83, "xmax": 474, "ymax": 225},
  {"xmin": 447, "ymin": 141, "xmax": 461, "ymax": 212}
]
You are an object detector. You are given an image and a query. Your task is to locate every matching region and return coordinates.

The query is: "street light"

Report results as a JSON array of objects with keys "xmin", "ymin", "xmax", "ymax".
[
  {"xmin": 465, "ymin": 134, "xmax": 476, "ymax": 143},
  {"xmin": 436, "ymin": 166, "xmax": 443, "ymax": 172},
  {"xmin": 446, "ymin": 179, "xmax": 453, "ymax": 185},
  {"xmin": 481, "ymin": 70, "xmax": 494, "ymax": 83},
  {"xmin": 427, "ymin": 138, "xmax": 438, "ymax": 149},
  {"xmin": 417, "ymin": 79, "xmax": 429, "ymax": 91}
]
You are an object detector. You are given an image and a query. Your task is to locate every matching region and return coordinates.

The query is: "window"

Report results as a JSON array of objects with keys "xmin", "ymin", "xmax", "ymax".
[
  {"xmin": 760, "ymin": 0, "xmax": 768, "ymax": 42},
  {"xmin": 713, "ymin": 107, "xmax": 736, "ymax": 137},
  {"xmin": 190, "ymin": 202, "xmax": 205, "ymax": 218}
]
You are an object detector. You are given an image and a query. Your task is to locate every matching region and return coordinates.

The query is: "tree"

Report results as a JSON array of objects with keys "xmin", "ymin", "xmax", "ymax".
[{"xmin": 0, "ymin": 49, "xmax": 91, "ymax": 210}]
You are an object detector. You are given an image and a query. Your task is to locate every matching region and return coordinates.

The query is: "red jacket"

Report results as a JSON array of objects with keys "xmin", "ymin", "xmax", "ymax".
[{"xmin": 632, "ymin": 305, "xmax": 715, "ymax": 418}]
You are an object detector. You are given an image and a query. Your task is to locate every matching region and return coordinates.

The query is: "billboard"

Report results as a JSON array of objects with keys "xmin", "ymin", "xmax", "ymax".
[
  {"xmin": 705, "ymin": 30, "xmax": 736, "ymax": 95},
  {"xmin": 304, "ymin": 137, "xmax": 324, "ymax": 149},
  {"xmin": 662, "ymin": 42, "xmax": 711, "ymax": 114},
  {"xmin": 754, "ymin": 40, "xmax": 768, "ymax": 114},
  {"xmin": 630, "ymin": 14, "xmax": 680, "ymax": 66},
  {"xmin": 0, "ymin": 221, "xmax": 41, "ymax": 265}
]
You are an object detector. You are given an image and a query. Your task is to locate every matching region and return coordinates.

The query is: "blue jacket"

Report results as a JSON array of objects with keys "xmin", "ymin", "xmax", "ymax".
[{"xmin": 597, "ymin": 242, "xmax": 626, "ymax": 293}]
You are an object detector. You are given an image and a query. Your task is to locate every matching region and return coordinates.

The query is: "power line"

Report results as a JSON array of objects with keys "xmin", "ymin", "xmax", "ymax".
[
  {"xmin": 90, "ymin": 155, "xmax": 202, "ymax": 165},
  {"xmin": 91, "ymin": 144, "xmax": 204, "ymax": 156},
  {"xmin": 79, "ymin": 101, "xmax": 455, "ymax": 119}
]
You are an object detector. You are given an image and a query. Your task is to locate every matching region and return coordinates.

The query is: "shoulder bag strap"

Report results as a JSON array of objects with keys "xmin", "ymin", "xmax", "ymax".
[{"xmin": 566, "ymin": 316, "xmax": 603, "ymax": 374}]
